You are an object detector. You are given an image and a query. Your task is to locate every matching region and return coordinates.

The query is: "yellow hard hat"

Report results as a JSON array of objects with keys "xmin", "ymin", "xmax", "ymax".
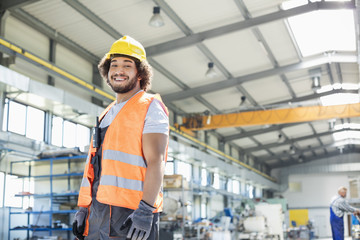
[{"xmin": 105, "ymin": 35, "xmax": 146, "ymax": 62}]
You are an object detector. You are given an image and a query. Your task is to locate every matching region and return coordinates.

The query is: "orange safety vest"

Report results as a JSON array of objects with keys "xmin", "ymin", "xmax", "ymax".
[{"xmin": 78, "ymin": 91, "xmax": 168, "ymax": 213}]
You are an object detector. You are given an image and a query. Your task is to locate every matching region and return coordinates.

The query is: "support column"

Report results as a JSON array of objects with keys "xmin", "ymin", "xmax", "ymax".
[
  {"xmin": 204, "ymin": 130, "xmax": 209, "ymax": 145},
  {"xmin": 0, "ymin": 88, "xmax": 6, "ymax": 131},
  {"xmin": 172, "ymin": 112, "xmax": 178, "ymax": 141},
  {"xmin": 44, "ymin": 111, "xmax": 53, "ymax": 144},
  {"xmin": 0, "ymin": 10, "xmax": 5, "ymax": 129},
  {"xmin": 0, "ymin": 10, "xmax": 4, "ymax": 64},
  {"xmin": 48, "ymin": 39, "xmax": 56, "ymax": 86},
  {"xmin": 218, "ymin": 139, "xmax": 225, "ymax": 153},
  {"xmin": 92, "ymin": 64, "xmax": 103, "ymax": 106},
  {"xmin": 0, "ymin": 10, "xmax": 10, "ymax": 66}
]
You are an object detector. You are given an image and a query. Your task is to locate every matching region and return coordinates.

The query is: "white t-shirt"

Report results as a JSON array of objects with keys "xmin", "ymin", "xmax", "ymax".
[{"xmin": 99, "ymin": 91, "xmax": 169, "ymax": 135}]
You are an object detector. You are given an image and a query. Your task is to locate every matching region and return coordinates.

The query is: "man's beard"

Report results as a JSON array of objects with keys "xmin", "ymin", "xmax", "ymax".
[{"xmin": 107, "ymin": 75, "xmax": 138, "ymax": 94}]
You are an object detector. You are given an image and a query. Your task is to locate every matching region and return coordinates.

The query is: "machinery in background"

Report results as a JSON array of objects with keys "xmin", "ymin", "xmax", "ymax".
[
  {"xmin": 237, "ymin": 203, "xmax": 284, "ymax": 240},
  {"xmin": 352, "ymin": 215, "xmax": 360, "ymax": 240},
  {"xmin": 286, "ymin": 220, "xmax": 315, "ymax": 240},
  {"xmin": 159, "ymin": 175, "xmax": 286, "ymax": 240}
]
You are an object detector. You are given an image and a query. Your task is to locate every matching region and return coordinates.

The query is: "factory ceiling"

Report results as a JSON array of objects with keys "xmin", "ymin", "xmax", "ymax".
[{"xmin": 0, "ymin": 0, "xmax": 359, "ymax": 172}]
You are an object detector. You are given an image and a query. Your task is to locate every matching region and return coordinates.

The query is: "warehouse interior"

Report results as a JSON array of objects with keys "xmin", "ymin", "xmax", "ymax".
[{"xmin": 0, "ymin": 0, "xmax": 360, "ymax": 239}]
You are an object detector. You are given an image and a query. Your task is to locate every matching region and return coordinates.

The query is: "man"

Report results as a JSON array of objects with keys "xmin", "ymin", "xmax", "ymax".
[
  {"xmin": 330, "ymin": 186, "xmax": 360, "ymax": 240},
  {"xmin": 72, "ymin": 36, "xmax": 169, "ymax": 240}
]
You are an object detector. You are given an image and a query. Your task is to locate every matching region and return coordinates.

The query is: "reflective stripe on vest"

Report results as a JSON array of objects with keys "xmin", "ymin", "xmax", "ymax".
[
  {"xmin": 100, "ymin": 175, "xmax": 144, "ymax": 191},
  {"xmin": 81, "ymin": 177, "xmax": 90, "ymax": 187},
  {"xmin": 85, "ymin": 154, "xmax": 90, "ymax": 164},
  {"xmin": 103, "ymin": 149, "xmax": 147, "ymax": 168},
  {"xmin": 78, "ymin": 151, "xmax": 94, "ymax": 207}
]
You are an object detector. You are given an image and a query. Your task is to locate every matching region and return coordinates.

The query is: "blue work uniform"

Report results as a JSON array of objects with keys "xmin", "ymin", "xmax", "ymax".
[{"xmin": 330, "ymin": 195, "xmax": 357, "ymax": 240}]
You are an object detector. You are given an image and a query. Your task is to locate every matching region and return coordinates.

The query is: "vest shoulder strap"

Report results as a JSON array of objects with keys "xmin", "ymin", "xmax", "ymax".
[{"xmin": 99, "ymin": 101, "xmax": 116, "ymax": 122}]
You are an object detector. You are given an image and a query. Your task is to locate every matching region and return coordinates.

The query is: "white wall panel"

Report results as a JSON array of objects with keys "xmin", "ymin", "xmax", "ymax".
[
  {"xmin": 10, "ymin": 58, "xmax": 48, "ymax": 84},
  {"xmin": 283, "ymin": 173, "xmax": 351, "ymax": 237},
  {"xmin": 4, "ymin": 16, "xmax": 49, "ymax": 60},
  {"xmin": 55, "ymin": 44, "xmax": 92, "ymax": 83},
  {"xmin": 208, "ymin": 134, "xmax": 219, "ymax": 150}
]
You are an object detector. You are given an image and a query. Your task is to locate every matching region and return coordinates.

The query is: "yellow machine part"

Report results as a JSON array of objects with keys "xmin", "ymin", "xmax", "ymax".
[{"xmin": 289, "ymin": 209, "xmax": 309, "ymax": 227}]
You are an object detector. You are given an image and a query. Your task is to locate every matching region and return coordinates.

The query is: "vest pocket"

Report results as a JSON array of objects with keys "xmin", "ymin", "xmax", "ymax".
[{"xmin": 109, "ymin": 205, "xmax": 134, "ymax": 237}]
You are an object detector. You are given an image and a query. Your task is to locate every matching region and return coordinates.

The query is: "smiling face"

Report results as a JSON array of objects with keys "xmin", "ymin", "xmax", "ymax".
[{"xmin": 107, "ymin": 56, "xmax": 140, "ymax": 94}]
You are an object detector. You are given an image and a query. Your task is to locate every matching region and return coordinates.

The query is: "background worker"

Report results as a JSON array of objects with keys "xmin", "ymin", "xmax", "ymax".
[
  {"xmin": 72, "ymin": 35, "xmax": 169, "ymax": 240},
  {"xmin": 330, "ymin": 186, "xmax": 360, "ymax": 240}
]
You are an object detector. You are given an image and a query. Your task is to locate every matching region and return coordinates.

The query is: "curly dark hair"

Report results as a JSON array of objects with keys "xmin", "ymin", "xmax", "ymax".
[{"xmin": 98, "ymin": 54, "xmax": 153, "ymax": 92}]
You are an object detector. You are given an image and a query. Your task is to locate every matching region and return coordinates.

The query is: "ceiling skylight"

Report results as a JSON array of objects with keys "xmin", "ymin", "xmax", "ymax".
[
  {"xmin": 320, "ymin": 93, "xmax": 359, "ymax": 106},
  {"xmin": 317, "ymin": 83, "xmax": 358, "ymax": 94},
  {"xmin": 333, "ymin": 128, "xmax": 360, "ymax": 146},
  {"xmin": 333, "ymin": 139, "xmax": 360, "ymax": 147},
  {"xmin": 283, "ymin": 1, "xmax": 356, "ymax": 57},
  {"xmin": 333, "ymin": 130, "xmax": 360, "ymax": 141},
  {"xmin": 334, "ymin": 123, "xmax": 360, "ymax": 130}
]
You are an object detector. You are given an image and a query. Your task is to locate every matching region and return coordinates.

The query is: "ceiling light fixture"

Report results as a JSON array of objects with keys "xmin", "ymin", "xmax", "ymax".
[
  {"xmin": 205, "ymin": 62, "xmax": 217, "ymax": 78},
  {"xmin": 149, "ymin": 6, "xmax": 164, "ymax": 27},
  {"xmin": 277, "ymin": 134, "xmax": 284, "ymax": 143},
  {"xmin": 289, "ymin": 146, "xmax": 296, "ymax": 154},
  {"xmin": 311, "ymin": 76, "xmax": 321, "ymax": 92},
  {"xmin": 203, "ymin": 110, "xmax": 211, "ymax": 125},
  {"xmin": 309, "ymin": 68, "xmax": 321, "ymax": 92},
  {"xmin": 328, "ymin": 119, "xmax": 336, "ymax": 130},
  {"xmin": 240, "ymin": 96, "xmax": 246, "ymax": 106}
]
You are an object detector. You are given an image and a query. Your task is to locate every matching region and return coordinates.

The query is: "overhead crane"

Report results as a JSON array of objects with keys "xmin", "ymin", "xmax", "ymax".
[{"xmin": 181, "ymin": 103, "xmax": 360, "ymax": 131}]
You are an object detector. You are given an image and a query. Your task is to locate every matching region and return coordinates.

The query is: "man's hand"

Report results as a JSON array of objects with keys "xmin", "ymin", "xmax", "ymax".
[
  {"xmin": 120, "ymin": 200, "xmax": 155, "ymax": 240},
  {"xmin": 72, "ymin": 207, "xmax": 88, "ymax": 240}
]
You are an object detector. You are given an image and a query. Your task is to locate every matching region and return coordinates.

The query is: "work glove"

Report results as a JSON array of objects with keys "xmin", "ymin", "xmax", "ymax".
[
  {"xmin": 120, "ymin": 200, "xmax": 155, "ymax": 240},
  {"xmin": 72, "ymin": 207, "xmax": 88, "ymax": 240}
]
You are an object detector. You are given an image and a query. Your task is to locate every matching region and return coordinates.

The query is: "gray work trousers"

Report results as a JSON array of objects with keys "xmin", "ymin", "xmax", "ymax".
[{"xmin": 85, "ymin": 197, "xmax": 159, "ymax": 240}]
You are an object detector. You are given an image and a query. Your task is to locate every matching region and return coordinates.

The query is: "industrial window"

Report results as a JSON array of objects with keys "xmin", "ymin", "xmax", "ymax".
[
  {"xmin": 76, "ymin": 124, "xmax": 91, "ymax": 151},
  {"xmin": 255, "ymin": 187, "xmax": 262, "ymax": 198},
  {"xmin": 0, "ymin": 172, "xmax": 4, "ymax": 207},
  {"xmin": 63, "ymin": 120, "xmax": 76, "ymax": 148},
  {"xmin": 219, "ymin": 175, "xmax": 227, "ymax": 190},
  {"xmin": 2, "ymin": 100, "xmax": 90, "ymax": 150},
  {"xmin": 51, "ymin": 116, "xmax": 63, "ymax": 147},
  {"xmin": 3, "ymin": 174, "xmax": 34, "ymax": 209},
  {"xmin": 2, "ymin": 101, "xmax": 7, "ymax": 131},
  {"xmin": 51, "ymin": 116, "xmax": 90, "ymax": 151},
  {"xmin": 3, "ymin": 99, "xmax": 45, "ymax": 141},
  {"xmin": 6, "ymin": 100, "xmax": 26, "ymax": 135},
  {"xmin": 4, "ymin": 174, "xmax": 23, "ymax": 208},
  {"xmin": 176, "ymin": 161, "xmax": 192, "ymax": 182},
  {"xmin": 201, "ymin": 168, "xmax": 207, "ymax": 186},
  {"xmin": 232, "ymin": 180, "xmax": 240, "ymax": 194},
  {"xmin": 227, "ymin": 179, "xmax": 233, "ymax": 192},
  {"xmin": 164, "ymin": 161, "xmax": 174, "ymax": 175},
  {"xmin": 26, "ymin": 106, "xmax": 45, "ymax": 141},
  {"xmin": 241, "ymin": 181, "xmax": 246, "ymax": 196},
  {"xmin": 201, "ymin": 201, "xmax": 207, "ymax": 219},
  {"xmin": 247, "ymin": 184, "xmax": 254, "ymax": 199},
  {"xmin": 213, "ymin": 173, "xmax": 220, "ymax": 189}
]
